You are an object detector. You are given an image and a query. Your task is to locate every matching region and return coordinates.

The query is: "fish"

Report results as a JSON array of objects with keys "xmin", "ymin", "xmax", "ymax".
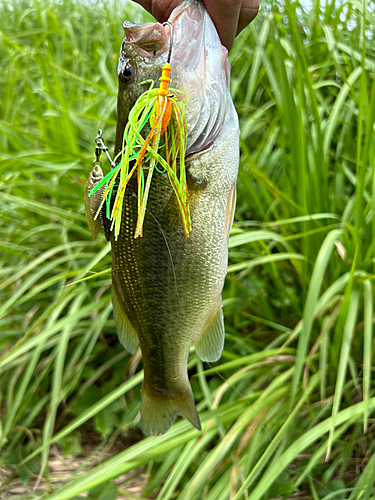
[{"xmin": 84, "ymin": 0, "xmax": 239, "ymax": 435}]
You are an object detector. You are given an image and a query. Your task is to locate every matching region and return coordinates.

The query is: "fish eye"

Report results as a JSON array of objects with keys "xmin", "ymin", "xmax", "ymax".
[{"xmin": 119, "ymin": 64, "xmax": 134, "ymax": 83}]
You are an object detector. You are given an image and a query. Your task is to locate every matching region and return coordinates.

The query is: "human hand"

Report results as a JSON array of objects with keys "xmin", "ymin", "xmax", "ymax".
[{"xmin": 133, "ymin": 0, "xmax": 259, "ymax": 51}]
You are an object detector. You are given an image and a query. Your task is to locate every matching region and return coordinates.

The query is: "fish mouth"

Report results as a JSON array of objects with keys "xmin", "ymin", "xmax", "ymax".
[
  {"xmin": 119, "ymin": 1, "xmax": 206, "ymax": 72},
  {"xmin": 121, "ymin": 21, "xmax": 170, "ymax": 60},
  {"xmin": 119, "ymin": 0, "xmax": 205, "ymax": 65}
]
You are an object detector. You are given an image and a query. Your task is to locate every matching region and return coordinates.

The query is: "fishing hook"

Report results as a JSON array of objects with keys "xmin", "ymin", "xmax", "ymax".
[{"xmin": 163, "ymin": 21, "xmax": 174, "ymax": 64}]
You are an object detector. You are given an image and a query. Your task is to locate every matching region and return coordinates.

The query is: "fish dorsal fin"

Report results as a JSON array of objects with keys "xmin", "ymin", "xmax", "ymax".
[
  {"xmin": 194, "ymin": 302, "xmax": 225, "ymax": 362},
  {"xmin": 112, "ymin": 281, "xmax": 139, "ymax": 354}
]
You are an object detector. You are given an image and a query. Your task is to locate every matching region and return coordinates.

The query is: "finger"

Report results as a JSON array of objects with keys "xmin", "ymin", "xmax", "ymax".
[
  {"xmin": 132, "ymin": 0, "xmax": 181, "ymax": 23},
  {"xmin": 202, "ymin": 0, "xmax": 242, "ymax": 51},
  {"xmin": 236, "ymin": 0, "xmax": 259, "ymax": 35}
]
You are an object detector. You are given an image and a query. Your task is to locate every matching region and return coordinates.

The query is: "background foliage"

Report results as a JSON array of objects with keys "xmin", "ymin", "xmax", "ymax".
[{"xmin": 1, "ymin": 0, "xmax": 375, "ymax": 498}]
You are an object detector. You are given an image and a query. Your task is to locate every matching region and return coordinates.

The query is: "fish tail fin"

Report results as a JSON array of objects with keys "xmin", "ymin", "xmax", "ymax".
[{"xmin": 141, "ymin": 381, "xmax": 201, "ymax": 436}]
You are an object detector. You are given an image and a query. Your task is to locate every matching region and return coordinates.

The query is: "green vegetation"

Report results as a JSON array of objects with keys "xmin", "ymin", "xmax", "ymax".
[{"xmin": 1, "ymin": 0, "xmax": 375, "ymax": 497}]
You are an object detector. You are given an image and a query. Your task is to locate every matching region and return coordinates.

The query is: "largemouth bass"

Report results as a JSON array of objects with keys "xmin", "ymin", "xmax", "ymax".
[{"xmin": 85, "ymin": 0, "xmax": 239, "ymax": 435}]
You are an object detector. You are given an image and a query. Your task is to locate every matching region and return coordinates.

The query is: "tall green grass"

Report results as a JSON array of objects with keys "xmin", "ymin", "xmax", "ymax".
[{"xmin": 1, "ymin": 0, "xmax": 375, "ymax": 498}]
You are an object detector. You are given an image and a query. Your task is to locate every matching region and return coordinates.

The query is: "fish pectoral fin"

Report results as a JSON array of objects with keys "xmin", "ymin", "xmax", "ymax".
[
  {"xmin": 141, "ymin": 382, "xmax": 201, "ymax": 436},
  {"xmin": 111, "ymin": 282, "xmax": 139, "ymax": 354},
  {"xmin": 194, "ymin": 302, "xmax": 225, "ymax": 362},
  {"xmin": 84, "ymin": 165, "xmax": 104, "ymax": 240}
]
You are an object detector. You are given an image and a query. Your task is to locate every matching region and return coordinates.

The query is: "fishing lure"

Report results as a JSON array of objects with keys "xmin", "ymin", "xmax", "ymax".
[{"xmin": 89, "ymin": 22, "xmax": 191, "ymax": 240}]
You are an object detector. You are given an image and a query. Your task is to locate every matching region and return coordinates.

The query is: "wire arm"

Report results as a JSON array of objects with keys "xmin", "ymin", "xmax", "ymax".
[{"xmin": 95, "ymin": 130, "xmax": 116, "ymax": 168}]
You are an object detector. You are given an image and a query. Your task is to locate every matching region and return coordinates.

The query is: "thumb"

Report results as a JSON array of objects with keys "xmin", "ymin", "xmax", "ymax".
[{"xmin": 132, "ymin": 0, "xmax": 181, "ymax": 23}]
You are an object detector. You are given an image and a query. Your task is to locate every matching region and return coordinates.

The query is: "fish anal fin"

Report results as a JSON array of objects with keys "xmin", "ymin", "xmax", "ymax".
[
  {"xmin": 111, "ymin": 281, "xmax": 139, "ymax": 354},
  {"xmin": 194, "ymin": 302, "xmax": 225, "ymax": 362},
  {"xmin": 141, "ymin": 382, "xmax": 201, "ymax": 436},
  {"xmin": 84, "ymin": 165, "xmax": 104, "ymax": 240}
]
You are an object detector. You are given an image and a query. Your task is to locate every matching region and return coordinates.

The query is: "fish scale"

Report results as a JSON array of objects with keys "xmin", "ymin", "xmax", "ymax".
[{"xmin": 85, "ymin": 0, "xmax": 239, "ymax": 435}]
